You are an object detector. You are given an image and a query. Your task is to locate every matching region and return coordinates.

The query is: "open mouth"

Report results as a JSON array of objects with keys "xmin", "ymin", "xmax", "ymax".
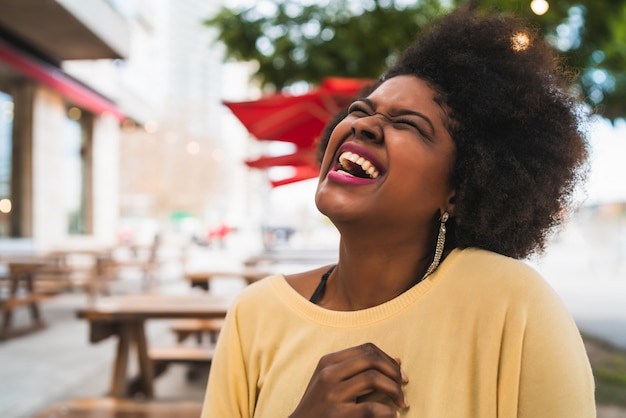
[{"xmin": 337, "ymin": 151, "xmax": 380, "ymax": 179}]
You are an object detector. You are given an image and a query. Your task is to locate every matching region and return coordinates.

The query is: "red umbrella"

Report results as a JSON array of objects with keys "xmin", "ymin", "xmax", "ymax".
[
  {"xmin": 245, "ymin": 151, "xmax": 320, "ymax": 186},
  {"xmin": 244, "ymin": 147, "xmax": 317, "ymax": 169},
  {"xmin": 226, "ymin": 77, "xmax": 373, "ymax": 186},
  {"xmin": 224, "ymin": 77, "xmax": 372, "ymax": 148},
  {"xmin": 270, "ymin": 165, "xmax": 321, "ymax": 188}
]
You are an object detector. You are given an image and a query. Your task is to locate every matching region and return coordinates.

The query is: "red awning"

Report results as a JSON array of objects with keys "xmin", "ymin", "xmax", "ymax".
[
  {"xmin": 244, "ymin": 148, "xmax": 318, "ymax": 169},
  {"xmin": 0, "ymin": 38, "xmax": 126, "ymax": 122},
  {"xmin": 224, "ymin": 77, "xmax": 373, "ymax": 149},
  {"xmin": 270, "ymin": 165, "xmax": 320, "ymax": 188},
  {"xmin": 226, "ymin": 77, "xmax": 373, "ymax": 187}
]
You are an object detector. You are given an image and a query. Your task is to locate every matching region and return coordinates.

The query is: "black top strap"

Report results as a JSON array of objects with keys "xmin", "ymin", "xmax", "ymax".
[{"xmin": 309, "ymin": 265, "xmax": 336, "ymax": 304}]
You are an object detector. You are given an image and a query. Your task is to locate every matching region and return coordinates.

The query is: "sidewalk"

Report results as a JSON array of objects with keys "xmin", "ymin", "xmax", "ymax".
[
  {"xmin": 528, "ymin": 216, "xmax": 626, "ymax": 350},
  {"xmin": 0, "ymin": 285, "xmax": 213, "ymax": 418}
]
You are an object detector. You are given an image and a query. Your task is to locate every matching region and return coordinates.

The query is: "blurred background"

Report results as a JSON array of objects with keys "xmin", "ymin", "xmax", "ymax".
[{"xmin": 0, "ymin": 0, "xmax": 625, "ymax": 417}]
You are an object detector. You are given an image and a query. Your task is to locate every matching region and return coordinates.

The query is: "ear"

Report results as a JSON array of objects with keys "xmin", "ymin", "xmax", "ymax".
[{"xmin": 443, "ymin": 190, "xmax": 456, "ymax": 218}]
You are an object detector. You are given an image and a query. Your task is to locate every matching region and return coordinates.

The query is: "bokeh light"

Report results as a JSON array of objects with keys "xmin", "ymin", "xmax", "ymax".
[{"xmin": 530, "ymin": 0, "xmax": 549, "ymax": 16}]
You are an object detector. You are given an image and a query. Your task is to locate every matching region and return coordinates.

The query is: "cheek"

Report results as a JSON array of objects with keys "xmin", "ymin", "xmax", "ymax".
[
  {"xmin": 320, "ymin": 120, "xmax": 351, "ymax": 168},
  {"xmin": 389, "ymin": 146, "xmax": 454, "ymax": 199}
]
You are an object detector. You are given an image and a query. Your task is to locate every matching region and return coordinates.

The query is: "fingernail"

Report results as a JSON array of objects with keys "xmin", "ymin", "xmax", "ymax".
[{"xmin": 401, "ymin": 369, "xmax": 409, "ymax": 383}]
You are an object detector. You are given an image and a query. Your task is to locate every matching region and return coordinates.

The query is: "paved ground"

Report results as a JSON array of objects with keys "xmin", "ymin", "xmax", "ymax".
[
  {"xmin": 0, "ymin": 277, "xmax": 216, "ymax": 418},
  {"xmin": 528, "ymin": 216, "xmax": 626, "ymax": 350},
  {"xmin": 1, "ymin": 215, "xmax": 625, "ymax": 418}
]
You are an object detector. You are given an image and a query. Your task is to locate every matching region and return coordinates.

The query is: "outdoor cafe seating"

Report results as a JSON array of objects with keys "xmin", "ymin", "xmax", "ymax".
[
  {"xmin": 1, "ymin": 239, "xmax": 277, "ymax": 418},
  {"xmin": 31, "ymin": 397, "xmax": 203, "ymax": 418}
]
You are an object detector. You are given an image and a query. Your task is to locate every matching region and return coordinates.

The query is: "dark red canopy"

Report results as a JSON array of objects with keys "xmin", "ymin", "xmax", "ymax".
[
  {"xmin": 244, "ymin": 147, "xmax": 317, "ymax": 169},
  {"xmin": 224, "ymin": 77, "xmax": 372, "ymax": 148},
  {"xmin": 269, "ymin": 165, "xmax": 321, "ymax": 188},
  {"xmin": 245, "ymin": 149, "xmax": 320, "ymax": 187},
  {"xmin": 225, "ymin": 77, "xmax": 373, "ymax": 186}
]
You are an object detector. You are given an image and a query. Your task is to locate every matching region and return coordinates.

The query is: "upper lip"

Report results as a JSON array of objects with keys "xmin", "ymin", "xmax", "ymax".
[{"xmin": 333, "ymin": 142, "xmax": 386, "ymax": 176}]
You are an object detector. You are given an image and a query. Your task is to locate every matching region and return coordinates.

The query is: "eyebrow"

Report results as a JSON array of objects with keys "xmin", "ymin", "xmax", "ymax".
[{"xmin": 358, "ymin": 97, "xmax": 436, "ymax": 136}]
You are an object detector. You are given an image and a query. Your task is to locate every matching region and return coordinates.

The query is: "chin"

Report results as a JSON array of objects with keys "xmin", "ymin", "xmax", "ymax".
[
  {"xmin": 314, "ymin": 186, "xmax": 331, "ymax": 217},
  {"xmin": 315, "ymin": 188, "xmax": 359, "ymax": 225}
]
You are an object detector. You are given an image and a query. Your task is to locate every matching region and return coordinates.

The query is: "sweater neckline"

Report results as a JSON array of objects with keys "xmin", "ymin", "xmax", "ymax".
[{"xmin": 271, "ymin": 248, "xmax": 464, "ymax": 328}]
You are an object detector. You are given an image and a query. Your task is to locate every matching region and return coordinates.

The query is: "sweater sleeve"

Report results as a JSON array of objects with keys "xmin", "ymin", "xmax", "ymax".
[
  {"xmin": 516, "ymin": 277, "xmax": 596, "ymax": 418},
  {"xmin": 201, "ymin": 299, "xmax": 253, "ymax": 418}
]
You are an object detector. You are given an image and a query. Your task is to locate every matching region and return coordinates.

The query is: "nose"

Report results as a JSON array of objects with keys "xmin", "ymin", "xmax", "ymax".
[{"xmin": 351, "ymin": 115, "xmax": 383, "ymax": 143}]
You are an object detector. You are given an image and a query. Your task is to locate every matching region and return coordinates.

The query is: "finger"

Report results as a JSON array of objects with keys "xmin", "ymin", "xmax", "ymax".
[
  {"xmin": 394, "ymin": 358, "xmax": 409, "ymax": 384},
  {"xmin": 309, "ymin": 343, "xmax": 407, "ymax": 403},
  {"xmin": 337, "ymin": 369, "xmax": 408, "ymax": 409},
  {"xmin": 348, "ymin": 401, "xmax": 403, "ymax": 418},
  {"xmin": 316, "ymin": 343, "xmax": 384, "ymax": 368},
  {"xmin": 334, "ymin": 343, "xmax": 404, "ymax": 385}
]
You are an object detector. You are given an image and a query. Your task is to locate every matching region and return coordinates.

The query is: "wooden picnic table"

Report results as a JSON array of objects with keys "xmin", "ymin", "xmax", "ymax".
[
  {"xmin": 32, "ymin": 397, "xmax": 203, "ymax": 418},
  {"xmin": 0, "ymin": 257, "xmax": 56, "ymax": 340},
  {"xmin": 184, "ymin": 268, "xmax": 271, "ymax": 290},
  {"xmin": 42, "ymin": 248, "xmax": 113, "ymax": 295},
  {"xmin": 76, "ymin": 292, "xmax": 233, "ymax": 398}
]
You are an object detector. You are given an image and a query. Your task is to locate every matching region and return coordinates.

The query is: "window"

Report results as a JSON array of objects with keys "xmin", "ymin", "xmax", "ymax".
[
  {"xmin": 63, "ymin": 106, "xmax": 92, "ymax": 235},
  {"xmin": 0, "ymin": 90, "xmax": 14, "ymax": 237}
]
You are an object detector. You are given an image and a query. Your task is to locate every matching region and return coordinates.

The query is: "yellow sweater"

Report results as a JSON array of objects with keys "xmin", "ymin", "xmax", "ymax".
[{"xmin": 201, "ymin": 248, "xmax": 595, "ymax": 417}]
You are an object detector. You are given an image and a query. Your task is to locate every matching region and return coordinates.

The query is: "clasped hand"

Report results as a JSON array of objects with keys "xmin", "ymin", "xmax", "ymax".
[{"xmin": 289, "ymin": 343, "xmax": 409, "ymax": 418}]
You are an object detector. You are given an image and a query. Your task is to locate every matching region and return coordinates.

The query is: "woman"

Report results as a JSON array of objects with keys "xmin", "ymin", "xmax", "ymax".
[{"xmin": 202, "ymin": 7, "xmax": 595, "ymax": 418}]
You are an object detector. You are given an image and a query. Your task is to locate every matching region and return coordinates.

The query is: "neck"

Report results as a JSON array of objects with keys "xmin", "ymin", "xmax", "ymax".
[{"xmin": 319, "ymin": 229, "xmax": 435, "ymax": 311}]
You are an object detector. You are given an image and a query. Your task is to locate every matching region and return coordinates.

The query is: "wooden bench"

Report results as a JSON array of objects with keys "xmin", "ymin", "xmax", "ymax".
[
  {"xmin": 0, "ymin": 292, "xmax": 49, "ymax": 339},
  {"xmin": 31, "ymin": 397, "xmax": 203, "ymax": 418},
  {"xmin": 149, "ymin": 346, "xmax": 215, "ymax": 364},
  {"xmin": 170, "ymin": 318, "xmax": 224, "ymax": 344},
  {"xmin": 125, "ymin": 345, "xmax": 215, "ymax": 394},
  {"xmin": 40, "ymin": 250, "xmax": 107, "ymax": 294},
  {"xmin": 1, "ymin": 260, "xmax": 53, "ymax": 340}
]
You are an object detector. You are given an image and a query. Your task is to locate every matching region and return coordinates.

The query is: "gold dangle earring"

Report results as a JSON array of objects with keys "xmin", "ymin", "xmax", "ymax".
[{"xmin": 422, "ymin": 211, "xmax": 449, "ymax": 280}]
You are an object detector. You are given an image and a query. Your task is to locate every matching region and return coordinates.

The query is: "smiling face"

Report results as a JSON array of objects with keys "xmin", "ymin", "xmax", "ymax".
[{"xmin": 315, "ymin": 75, "xmax": 457, "ymax": 235}]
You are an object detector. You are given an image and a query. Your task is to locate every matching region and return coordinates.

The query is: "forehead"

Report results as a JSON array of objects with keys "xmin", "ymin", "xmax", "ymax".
[{"xmin": 367, "ymin": 75, "xmax": 442, "ymax": 114}]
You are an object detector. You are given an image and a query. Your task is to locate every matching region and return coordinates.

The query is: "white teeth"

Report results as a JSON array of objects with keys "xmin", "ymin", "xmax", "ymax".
[{"xmin": 338, "ymin": 151, "xmax": 380, "ymax": 179}]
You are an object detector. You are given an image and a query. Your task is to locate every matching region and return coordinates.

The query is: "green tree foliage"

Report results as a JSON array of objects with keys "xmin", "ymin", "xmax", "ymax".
[
  {"xmin": 479, "ymin": 0, "xmax": 626, "ymax": 120},
  {"xmin": 205, "ymin": 0, "xmax": 626, "ymax": 119}
]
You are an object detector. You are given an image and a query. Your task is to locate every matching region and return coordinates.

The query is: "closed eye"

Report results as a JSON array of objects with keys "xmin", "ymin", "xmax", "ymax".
[
  {"xmin": 393, "ymin": 118, "xmax": 419, "ymax": 129},
  {"xmin": 349, "ymin": 100, "xmax": 435, "ymax": 140},
  {"xmin": 348, "ymin": 102, "xmax": 371, "ymax": 117},
  {"xmin": 392, "ymin": 118, "xmax": 433, "ymax": 140}
]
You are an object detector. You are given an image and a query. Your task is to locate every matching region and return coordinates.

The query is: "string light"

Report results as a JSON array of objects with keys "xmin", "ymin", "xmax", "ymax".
[
  {"xmin": 530, "ymin": 0, "xmax": 549, "ymax": 15},
  {"xmin": 511, "ymin": 32, "xmax": 531, "ymax": 51},
  {"xmin": 0, "ymin": 198, "xmax": 11, "ymax": 214}
]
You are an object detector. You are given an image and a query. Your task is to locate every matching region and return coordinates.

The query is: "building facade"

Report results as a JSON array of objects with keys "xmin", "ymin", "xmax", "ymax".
[
  {"xmin": 0, "ymin": 0, "xmax": 267, "ymax": 254},
  {"xmin": 0, "ymin": 0, "xmax": 130, "ymax": 253}
]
